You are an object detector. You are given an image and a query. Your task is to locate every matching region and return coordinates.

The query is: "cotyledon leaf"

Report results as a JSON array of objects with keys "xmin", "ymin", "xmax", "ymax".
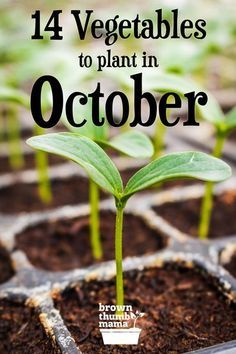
[
  {"xmin": 0, "ymin": 87, "xmax": 29, "ymax": 108},
  {"xmin": 100, "ymin": 130, "xmax": 154, "ymax": 158},
  {"xmin": 27, "ymin": 133, "xmax": 123, "ymax": 198},
  {"xmin": 123, "ymin": 151, "xmax": 231, "ymax": 200}
]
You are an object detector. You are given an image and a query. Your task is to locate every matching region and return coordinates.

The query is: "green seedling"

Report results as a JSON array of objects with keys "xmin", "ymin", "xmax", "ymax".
[
  {"xmin": 0, "ymin": 87, "xmax": 51, "ymax": 203},
  {"xmin": 198, "ymin": 105, "xmax": 236, "ymax": 239},
  {"xmin": 27, "ymin": 133, "xmax": 231, "ymax": 312},
  {"xmin": 0, "ymin": 88, "xmax": 28, "ymax": 169},
  {"xmin": 57, "ymin": 116, "xmax": 153, "ymax": 260}
]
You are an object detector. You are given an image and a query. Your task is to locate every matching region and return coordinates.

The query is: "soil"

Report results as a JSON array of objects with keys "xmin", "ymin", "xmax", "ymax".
[
  {"xmin": 54, "ymin": 265, "xmax": 236, "ymax": 353},
  {"xmin": 153, "ymin": 190, "xmax": 236, "ymax": 239},
  {"xmin": 0, "ymin": 164, "xmax": 197, "ymax": 215},
  {"xmin": 0, "ymin": 175, "xmax": 103, "ymax": 214},
  {"xmin": 222, "ymin": 253, "xmax": 236, "ymax": 278},
  {"xmin": 0, "ymin": 247, "xmax": 14, "ymax": 284},
  {"xmin": 0, "ymin": 299, "xmax": 60, "ymax": 354},
  {"xmin": 15, "ymin": 210, "xmax": 167, "ymax": 271},
  {"xmin": 0, "ymin": 153, "xmax": 65, "ymax": 175}
]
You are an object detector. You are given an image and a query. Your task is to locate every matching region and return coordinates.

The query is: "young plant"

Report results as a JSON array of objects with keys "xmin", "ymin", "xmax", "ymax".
[
  {"xmin": 198, "ymin": 105, "xmax": 236, "ymax": 239},
  {"xmin": 130, "ymin": 311, "xmax": 145, "ymax": 328},
  {"xmin": 0, "ymin": 88, "xmax": 28, "ymax": 169},
  {"xmin": 0, "ymin": 87, "xmax": 51, "ymax": 203},
  {"xmin": 52, "ymin": 114, "xmax": 153, "ymax": 260},
  {"xmin": 27, "ymin": 133, "xmax": 231, "ymax": 311}
]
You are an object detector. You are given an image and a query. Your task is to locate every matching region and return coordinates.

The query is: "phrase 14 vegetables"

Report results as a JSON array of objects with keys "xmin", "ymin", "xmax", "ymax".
[{"xmin": 31, "ymin": 9, "xmax": 207, "ymax": 45}]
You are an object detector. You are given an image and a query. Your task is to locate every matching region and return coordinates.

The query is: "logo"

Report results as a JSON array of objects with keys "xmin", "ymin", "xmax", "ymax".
[{"xmin": 98, "ymin": 303, "xmax": 145, "ymax": 345}]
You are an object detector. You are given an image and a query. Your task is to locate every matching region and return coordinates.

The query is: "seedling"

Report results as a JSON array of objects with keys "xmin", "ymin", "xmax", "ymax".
[
  {"xmin": 0, "ymin": 87, "xmax": 51, "ymax": 203},
  {"xmin": 130, "ymin": 311, "xmax": 145, "ymax": 328},
  {"xmin": 48, "ymin": 114, "xmax": 153, "ymax": 260},
  {"xmin": 198, "ymin": 105, "xmax": 236, "ymax": 239},
  {"xmin": 0, "ymin": 88, "xmax": 28, "ymax": 169},
  {"xmin": 27, "ymin": 133, "xmax": 231, "ymax": 312}
]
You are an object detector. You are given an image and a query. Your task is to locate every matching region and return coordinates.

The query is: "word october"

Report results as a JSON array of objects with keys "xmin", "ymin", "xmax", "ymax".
[{"xmin": 31, "ymin": 73, "xmax": 207, "ymax": 129}]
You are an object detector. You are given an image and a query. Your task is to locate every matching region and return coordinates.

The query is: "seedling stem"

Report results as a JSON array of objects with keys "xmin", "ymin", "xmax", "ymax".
[
  {"xmin": 115, "ymin": 202, "xmax": 125, "ymax": 314},
  {"xmin": 33, "ymin": 125, "xmax": 52, "ymax": 204},
  {"xmin": 198, "ymin": 131, "xmax": 226, "ymax": 239},
  {"xmin": 89, "ymin": 179, "xmax": 102, "ymax": 260}
]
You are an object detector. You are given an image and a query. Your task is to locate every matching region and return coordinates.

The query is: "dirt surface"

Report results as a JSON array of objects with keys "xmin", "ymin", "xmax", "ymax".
[
  {"xmin": 153, "ymin": 190, "xmax": 236, "ymax": 238},
  {"xmin": 0, "ymin": 153, "xmax": 65, "ymax": 175},
  {"xmin": 0, "ymin": 175, "xmax": 95, "ymax": 214},
  {"xmin": 0, "ymin": 247, "xmax": 14, "ymax": 284},
  {"xmin": 0, "ymin": 162, "xmax": 198, "ymax": 215},
  {"xmin": 54, "ymin": 265, "xmax": 236, "ymax": 353},
  {"xmin": 0, "ymin": 300, "xmax": 60, "ymax": 354},
  {"xmin": 15, "ymin": 210, "xmax": 166, "ymax": 271}
]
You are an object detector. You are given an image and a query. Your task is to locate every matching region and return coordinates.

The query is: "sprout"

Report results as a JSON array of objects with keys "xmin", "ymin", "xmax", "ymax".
[
  {"xmin": 87, "ymin": 129, "xmax": 153, "ymax": 260},
  {"xmin": 130, "ymin": 311, "xmax": 145, "ymax": 328},
  {"xmin": 45, "ymin": 112, "xmax": 153, "ymax": 260},
  {"xmin": 198, "ymin": 105, "xmax": 236, "ymax": 239},
  {"xmin": 0, "ymin": 87, "xmax": 51, "ymax": 203},
  {"xmin": 0, "ymin": 88, "xmax": 28, "ymax": 170},
  {"xmin": 27, "ymin": 133, "xmax": 231, "ymax": 312}
]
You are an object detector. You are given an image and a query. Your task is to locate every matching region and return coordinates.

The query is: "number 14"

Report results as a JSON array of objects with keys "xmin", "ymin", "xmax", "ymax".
[{"xmin": 31, "ymin": 10, "xmax": 63, "ymax": 40}]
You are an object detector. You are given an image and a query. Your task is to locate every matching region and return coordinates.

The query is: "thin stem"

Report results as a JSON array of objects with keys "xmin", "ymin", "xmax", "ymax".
[
  {"xmin": 153, "ymin": 119, "xmax": 167, "ymax": 159},
  {"xmin": 115, "ymin": 203, "xmax": 125, "ymax": 315},
  {"xmin": 7, "ymin": 106, "xmax": 24, "ymax": 169},
  {"xmin": 89, "ymin": 179, "xmax": 102, "ymax": 260},
  {"xmin": 33, "ymin": 125, "xmax": 52, "ymax": 204},
  {"xmin": 0, "ymin": 107, "xmax": 5, "ymax": 144},
  {"xmin": 198, "ymin": 132, "xmax": 226, "ymax": 239}
]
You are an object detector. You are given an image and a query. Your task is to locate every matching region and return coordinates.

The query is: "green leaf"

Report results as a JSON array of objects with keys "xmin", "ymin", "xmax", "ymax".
[
  {"xmin": 0, "ymin": 87, "xmax": 29, "ymax": 108},
  {"xmin": 27, "ymin": 133, "xmax": 123, "ymax": 198},
  {"xmin": 123, "ymin": 151, "xmax": 231, "ymax": 200},
  {"xmin": 103, "ymin": 131, "xmax": 154, "ymax": 158},
  {"xmin": 224, "ymin": 107, "xmax": 236, "ymax": 132}
]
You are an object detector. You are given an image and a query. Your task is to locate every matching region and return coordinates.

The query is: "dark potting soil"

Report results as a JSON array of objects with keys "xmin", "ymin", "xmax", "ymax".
[
  {"xmin": 0, "ymin": 164, "xmax": 197, "ymax": 215},
  {"xmin": 153, "ymin": 190, "xmax": 236, "ymax": 239},
  {"xmin": 54, "ymin": 265, "xmax": 236, "ymax": 353},
  {"xmin": 0, "ymin": 247, "xmax": 14, "ymax": 284},
  {"xmin": 222, "ymin": 253, "xmax": 236, "ymax": 278},
  {"xmin": 0, "ymin": 175, "xmax": 103, "ymax": 214},
  {"xmin": 0, "ymin": 299, "xmax": 60, "ymax": 354},
  {"xmin": 0, "ymin": 153, "xmax": 65, "ymax": 175},
  {"xmin": 15, "ymin": 211, "xmax": 166, "ymax": 271}
]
